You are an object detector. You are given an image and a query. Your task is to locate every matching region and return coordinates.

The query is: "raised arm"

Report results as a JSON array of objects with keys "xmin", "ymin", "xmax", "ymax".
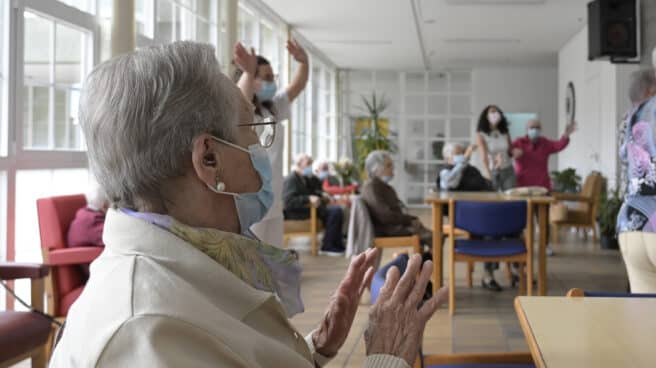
[
  {"xmin": 285, "ymin": 39, "xmax": 309, "ymax": 102},
  {"xmin": 233, "ymin": 43, "xmax": 257, "ymax": 101}
]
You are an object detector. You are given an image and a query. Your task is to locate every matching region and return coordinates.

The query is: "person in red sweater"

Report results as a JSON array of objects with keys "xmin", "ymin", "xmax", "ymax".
[
  {"xmin": 512, "ymin": 119, "xmax": 576, "ymax": 190},
  {"xmin": 67, "ymin": 184, "xmax": 109, "ymax": 248}
]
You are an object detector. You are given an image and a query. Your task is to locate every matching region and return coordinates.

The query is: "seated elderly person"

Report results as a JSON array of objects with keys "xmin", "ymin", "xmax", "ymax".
[
  {"xmin": 67, "ymin": 182, "xmax": 109, "ymax": 248},
  {"xmin": 314, "ymin": 160, "xmax": 359, "ymax": 196},
  {"xmin": 361, "ymin": 150, "xmax": 432, "ymax": 248},
  {"xmin": 437, "ymin": 142, "xmax": 492, "ymax": 191},
  {"xmin": 283, "ymin": 154, "xmax": 346, "ymax": 255},
  {"xmin": 50, "ymin": 41, "xmax": 447, "ymax": 368}
]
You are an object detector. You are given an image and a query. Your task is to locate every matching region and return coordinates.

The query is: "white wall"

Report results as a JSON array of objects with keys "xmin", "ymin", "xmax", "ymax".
[
  {"xmin": 471, "ymin": 66, "xmax": 559, "ymax": 171},
  {"xmin": 558, "ymin": 26, "xmax": 638, "ymax": 189}
]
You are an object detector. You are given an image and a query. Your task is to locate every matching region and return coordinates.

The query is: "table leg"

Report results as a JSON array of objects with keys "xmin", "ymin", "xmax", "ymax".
[
  {"xmin": 538, "ymin": 203, "xmax": 548, "ymax": 295},
  {"xmin": 526, "ymin": 201, "xmax": 534, "ymax": 296},
  {"xmin": 432, "ymin": 202, "xmax": 443, "ymax": 291}
]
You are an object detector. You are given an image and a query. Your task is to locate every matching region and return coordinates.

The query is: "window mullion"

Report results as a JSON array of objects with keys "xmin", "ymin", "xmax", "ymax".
[{"xmin": 48, "ymin": 19, "xmax": 55, "ymax": 150}]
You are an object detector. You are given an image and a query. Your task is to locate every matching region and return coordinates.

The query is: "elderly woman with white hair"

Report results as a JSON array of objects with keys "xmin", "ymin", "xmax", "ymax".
[
  {"xmin": 438, "ymin": 142, "xmax": 491, "ymax": 191},
  {"xmin": 361, "ymin": 150, "xmax": 432, "ymax": 248},
  {"xmin": 50, "ymin": 42, "xmax": 447, "ymax": 367}
]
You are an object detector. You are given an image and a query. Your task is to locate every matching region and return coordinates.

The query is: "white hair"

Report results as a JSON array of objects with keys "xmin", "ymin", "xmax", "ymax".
[
  {"xmin": 442, "ymin": 142, "xmax": 464, "ymax": 160},
  {"xmin": 80, "ymin": 41, "xmax": 240, "ymax": 209},
  {"xmin": 312, "ymin": 159, "xmax": 329, "ymax": 172},
  {"xmin": 365, "ymin": 150, "xmax": 391, "ymax": 178},
  {"xmin": 85, "ymin": 181, "xmax": 108, "ymax": 211},
  {"xmin": 628, "ymin": 68, "xmax": 656, "ymax": 104}
]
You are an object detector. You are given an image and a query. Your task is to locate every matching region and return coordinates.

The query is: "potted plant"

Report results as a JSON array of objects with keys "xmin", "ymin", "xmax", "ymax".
[
  {"xmin": 598, "ymin": 188, "xmax": 622, "ymax": 250},
  {"xmin": 353, "ymin": 92, "xmax": 397, "ymax": 177},
  {"xmin": 550, "ymin": 167, "xmax": 582, "ymax": 193}
]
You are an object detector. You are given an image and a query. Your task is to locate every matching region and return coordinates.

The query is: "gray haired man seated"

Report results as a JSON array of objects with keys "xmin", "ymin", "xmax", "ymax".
[{"xmin": 437, "ymin": 143, "xmax": 492, "ymax": 191}]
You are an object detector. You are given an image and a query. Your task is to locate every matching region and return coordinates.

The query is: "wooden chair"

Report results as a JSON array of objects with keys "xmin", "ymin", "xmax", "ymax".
[
  {"xmin": 447, "ymin": 200, "xmax": 533, "ymax": 316},
  {"xmin": 283, "ymin": 206, "xmax": 323, "ymax": 256},
  {"xmin": 0, "ymin": 263, "xmax": 51, "ymax": 368},
  {"xmin": 550, "ymin": 172, "xmax": 603, "ymax": 243}
]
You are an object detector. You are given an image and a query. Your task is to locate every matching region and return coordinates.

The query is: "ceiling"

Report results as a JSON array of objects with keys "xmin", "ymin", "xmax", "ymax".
[{"xmin": 262, "ymin": 0, "xmax": 590, "ymax": 70}]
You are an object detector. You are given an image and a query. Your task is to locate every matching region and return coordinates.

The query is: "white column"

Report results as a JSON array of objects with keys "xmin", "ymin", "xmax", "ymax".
[
  {"xmin": 111, "ymin": 0, "xmax": 135, "ymax": 57},
  {"xmin": 223, "ymin": 0, "xmax": 238, "ymax": 76},
  {"xmin": 641, "ymin": 0, "xmax": 656, "ymax": 66}
]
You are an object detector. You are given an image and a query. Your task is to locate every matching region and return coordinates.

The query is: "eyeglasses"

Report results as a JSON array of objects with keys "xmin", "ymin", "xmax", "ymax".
[{"xmin": 238, "ymin": 117, "xmax": 277, "ymax": 148}]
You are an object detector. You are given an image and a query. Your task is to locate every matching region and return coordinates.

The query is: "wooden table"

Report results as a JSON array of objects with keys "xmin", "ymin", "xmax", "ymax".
[
  {"xmin": 515, "ymin": 296, "xmax": 656, "ymax": 367},
  {"xmin": 426, "ymin": 191, "xmax": 553, "ymax": 295}
]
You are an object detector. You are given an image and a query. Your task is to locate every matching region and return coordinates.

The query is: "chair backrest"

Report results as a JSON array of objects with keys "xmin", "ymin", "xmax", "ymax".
[
  {"xmin": 371, "ymin": 254, "xmax": 409, "ymax": 304},
  {"xmin": 578, "ymin": 172, "xmax": 603, "ymax": 215},
  {"xmin": 346, "ymin": 196, "xmax": 376, "ymax": 258},
  {"xmin": 454, "ymin": 201, "xmax": 527, "ymax": 237},
  {"xmin": 36, "ymin": 194, "xmax": 87, "ymax": 252}
]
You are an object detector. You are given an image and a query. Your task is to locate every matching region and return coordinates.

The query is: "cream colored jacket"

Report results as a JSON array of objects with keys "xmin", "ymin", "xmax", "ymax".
[{"xmin": 50, "ymin": 209, "xmax": 407, "ymax": 367}]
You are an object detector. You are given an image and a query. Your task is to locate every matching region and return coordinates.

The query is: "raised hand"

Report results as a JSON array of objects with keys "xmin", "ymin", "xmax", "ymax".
[
  {"xmin": 233, "ymin": 42, "xmax": 257, "ymax": 76},
  {"xmin": 286, "ymin": 39, "xmax": 308, "ymax": 64},
  {"xmin": 365, "ymin": 254, "xmax": 448, "ymax": 366},
  {"xmin": 312, "ymin": 248, "xmax": 379, "ymax": 357}
]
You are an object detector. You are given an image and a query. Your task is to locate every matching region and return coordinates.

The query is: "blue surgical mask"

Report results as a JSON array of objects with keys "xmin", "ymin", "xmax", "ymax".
[
  {"xmin": 528, "ymin": 128, "xmax": 541, "ymax": 140},
  {"xmin": 302, "ymin": 166, "xmax": 313, "ymax": 177},
  {"xmin": 208, "ymin": 138, "xmax": 274, "ymax": 237},
  {"xmin": 453, "ymin": 154, "xmax": 466, "ymax": 165},
  {"xmin": 318, "ymin": 171, "xmax": 329, "ymax": 180},
  {"xmin": 256, "ymin": 81, "xmax": 277, "ymax": 102},
  {"xmin": 381, "ymin": 175, "xmax": 393, "ymax": 183}
]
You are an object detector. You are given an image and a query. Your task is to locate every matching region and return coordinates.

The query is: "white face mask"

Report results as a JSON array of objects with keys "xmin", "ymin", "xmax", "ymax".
[{"xmin": 488, "ymin": 111, "xmax": 501, "ymax": 125}]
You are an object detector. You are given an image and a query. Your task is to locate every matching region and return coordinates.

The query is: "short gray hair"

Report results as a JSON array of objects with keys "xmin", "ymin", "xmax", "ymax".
[
  {"xmin": 628, "ymin": 68, "xmax": 656, "ymax": 104},
  {"xmin": 442, "ymin": 142, "xmax": 464, "ymax": 160},
  {"xmin": 365, "ymin": 150, "xmax": 391, "ymax": 178},
  {"xmin": 80, "ymin": 41, "xmax": 239, "ymax": 209}
]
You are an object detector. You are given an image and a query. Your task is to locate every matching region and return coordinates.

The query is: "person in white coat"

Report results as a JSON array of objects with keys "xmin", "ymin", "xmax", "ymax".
[
  {"xmin": 233, "ymin": 40, "xmax": 309, "ymax": 247},
  {"xmin": 49, "ymin": 41, "xmax": 447, "ymax": 368}
]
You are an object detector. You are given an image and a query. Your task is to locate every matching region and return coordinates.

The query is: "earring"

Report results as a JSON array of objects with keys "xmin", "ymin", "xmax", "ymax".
[{"xmin": 215, "ymin": 181, "xmax": 225, "ymax": 192}]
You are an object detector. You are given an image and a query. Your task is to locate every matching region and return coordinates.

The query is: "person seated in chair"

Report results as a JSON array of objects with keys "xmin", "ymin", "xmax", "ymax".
[
  {"xmin": 437, "ymin": 142, "xmax": 492, "ymax": 191},
  {"xmin": 361, "ymin": 150, "xmax": 432, "ymax": 249},
  {"xmin": 314, "ymin": 160, "xmax": 359, "ymax": 196},
  {"xmin": 439, "ymin": 143, "xmax": 509, "ymax": 292},
  {"xmin": 67, "ymin": 182, "xmax": 109, "ymax": 248},
  {"xmin": 283, "ymin": 154, "xmax": 345, "ymax": 255}
]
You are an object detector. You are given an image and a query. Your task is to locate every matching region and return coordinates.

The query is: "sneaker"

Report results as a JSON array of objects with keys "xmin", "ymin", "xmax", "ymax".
[
  {"xmin": 482, "ymin": 278, "xmax": 503, "ymax": 292},
  {"xmin": 319, "ymin": 246, "xmax": 345, "ymax": 257}
]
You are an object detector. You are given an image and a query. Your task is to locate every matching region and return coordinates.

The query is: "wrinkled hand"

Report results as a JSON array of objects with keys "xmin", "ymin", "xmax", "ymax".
[
  {"xmin": 511, "ymin": 148, "xmax": 523, "ymax": 159},
  {"xmin": 365, "ymin": 255, "xmax": 448, "ymax": 366},
  {"xmin": 564, "ymin": 121, "xmax": 577, "ymax": 137},
  {"xmin": 313, "ymin": 248, "xmax": 380, "ymax": 357},
  {"xmin": 309, "ymin": 195, "xmax": 321, "ymax": 208},
  {"xmin": 287, "ymin": 39, "xmax": 308, "ymax": 64},
  {"xmin": 233, "ymin": 42, "xmax": 257, "ymax": 76}
]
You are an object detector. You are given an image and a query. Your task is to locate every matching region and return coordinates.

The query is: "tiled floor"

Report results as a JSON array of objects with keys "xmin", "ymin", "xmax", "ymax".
[{"xmin": 13, "ymin": 210, "xmax": 627, "ymax": 367}]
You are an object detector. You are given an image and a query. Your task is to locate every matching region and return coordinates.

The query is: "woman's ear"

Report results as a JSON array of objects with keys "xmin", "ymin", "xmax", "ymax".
[{"xmin": 191, "ymin": 134, "xmax": 221, "ymax": 189}]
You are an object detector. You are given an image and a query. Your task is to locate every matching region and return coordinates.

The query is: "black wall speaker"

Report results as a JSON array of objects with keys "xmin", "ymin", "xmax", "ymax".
[{"xmin": 588, "ymin": 0, "xmax": 639, "ymax": 62}]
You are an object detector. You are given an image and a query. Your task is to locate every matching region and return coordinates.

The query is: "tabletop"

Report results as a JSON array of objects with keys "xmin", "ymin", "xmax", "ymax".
[
  {"xmin": 425, "ymin": 191, "xmax": 554, "ymax": 204},
  {"xmin": 515, "ymin": 296, "xmax": 656, "ymax": 368}
]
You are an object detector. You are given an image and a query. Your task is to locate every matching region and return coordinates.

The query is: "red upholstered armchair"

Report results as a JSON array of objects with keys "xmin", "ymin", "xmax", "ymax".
[
  {"xmin": 36, "ymin": 194, "xmax": 103, "ymax": 319},
  {"xmin": 0, "ymin": 262, "xmax": 50, "ymax": 368}
]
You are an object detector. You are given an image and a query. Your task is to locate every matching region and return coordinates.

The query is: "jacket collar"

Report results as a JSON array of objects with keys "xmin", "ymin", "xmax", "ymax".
[{"xmin": 102, "ymin": 209, "xmax": 273, "ymax": 319}]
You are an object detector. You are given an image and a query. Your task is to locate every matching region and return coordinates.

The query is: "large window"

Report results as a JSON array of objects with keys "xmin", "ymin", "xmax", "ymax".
[
  {"xmin": 0, "ymin": 0, "xmax": 8, "ymax": 156},
  {"xmin": 155, "ymin": 0, "xmax": 219, "ymax": 46},
  {"xmin": 23, "ymin": 11, "xmax": 91, "ymax": 150}
]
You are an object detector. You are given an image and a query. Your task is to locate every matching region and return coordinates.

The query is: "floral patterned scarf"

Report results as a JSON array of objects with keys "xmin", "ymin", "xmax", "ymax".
[{"xmin": 121, "ymin": 209, "xmax": 304, "ymax": 317}]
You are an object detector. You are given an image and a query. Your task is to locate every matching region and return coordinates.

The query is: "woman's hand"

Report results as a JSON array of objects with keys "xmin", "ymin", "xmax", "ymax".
[
  {"xmin": 312, "ymin": 248, "xmax": 380, "ymax": 357},
  {"xmin": 365, "ymin": 254, "xmax": 448, "ymax": 366},
  {"xmin": 511, "ymin": 148, "xmax": 523, "ymax": 159},
  {"xmin": 287, "ymin": 39, "xmax": 308, "ymax": 64},
  {"xmin": 233, "ymin": 42, "xmax": 257, "ymax": 76}
]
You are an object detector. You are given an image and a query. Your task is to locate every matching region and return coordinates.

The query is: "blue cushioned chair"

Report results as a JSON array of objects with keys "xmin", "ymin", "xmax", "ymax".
[
  {"xmin": 372, "ymin": 256, "xmax": 534, "ymax": 368},
  {"xmin": 447, "ymin": 201, "xmax": 533, "ymax": 315},
  {"xmin": 566, "ymin": 288, "xmax": 656, "ymax": 298}
]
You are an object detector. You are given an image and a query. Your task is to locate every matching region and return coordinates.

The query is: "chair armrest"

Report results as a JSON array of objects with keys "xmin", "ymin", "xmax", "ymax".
[
  {"xmin": 47, "ymin": 246, "xmax": 103, "ymax": 266},
  {"xmin": 0, "ymin": 262, "xmax": 49, "ymax": 281},
  {"xmin": 551, "ymin": 192, "xmax": 593, "ymax": 203}
]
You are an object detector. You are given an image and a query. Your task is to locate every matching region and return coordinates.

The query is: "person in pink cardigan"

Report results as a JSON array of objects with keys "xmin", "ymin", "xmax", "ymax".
[{"xmin": 512, "ymin": 119, "xmax": 577, "ymax": 190}]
